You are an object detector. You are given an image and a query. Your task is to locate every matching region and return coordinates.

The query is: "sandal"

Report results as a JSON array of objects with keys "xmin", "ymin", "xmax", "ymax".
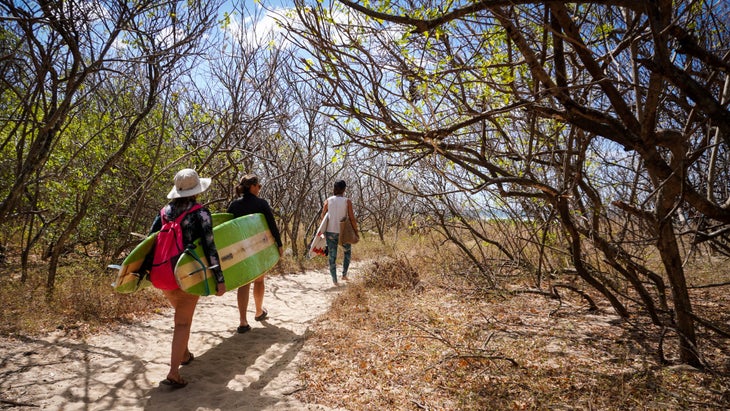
[
  {"xmin": 181, "ymin": 352, "xmax": 194, "ymax": 366},
  {"xmin": 254, "ymin": 309, "xmax": 268, "ymax": 322},
  {"xmin": 237, "ymin": 324, "xmax": 251, "ymax": 333},
  {"xmin": 161, "ymin": 376, "xmax": 188, "ymax": 389}
]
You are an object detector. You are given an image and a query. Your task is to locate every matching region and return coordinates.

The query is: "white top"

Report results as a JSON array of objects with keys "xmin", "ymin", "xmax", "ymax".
[{"xmin": 325, "ymin": 195, "xmax": 349, "ymax": 233}]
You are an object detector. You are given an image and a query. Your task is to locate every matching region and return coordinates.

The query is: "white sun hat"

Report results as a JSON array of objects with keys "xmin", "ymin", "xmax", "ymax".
[{"xmin": 167, "ymin": 168, "xmax": 212, "ymax": 199}]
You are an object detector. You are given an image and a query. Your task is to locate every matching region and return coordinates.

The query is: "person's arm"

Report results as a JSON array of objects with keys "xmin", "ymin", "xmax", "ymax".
[
  {"xmin": 262, "ymin": 200, "xmax": 283, "ymax": 249},
  {"xmin": 317, "ymin": 200, "xmax": 330, "ymax": 236},
  {"xmin": 198, "ymin": 208, "xmax": 226, "ymax": 296},
  {"xmin": 141, "ymin": 212, "xmax": 163, "ymax": 272},
  {"xmin": 321, "ymin": 199, "xmax": 329, "ymax": 220},
  {"xmin": 148, "ymin": 213, "xmax": 162, "ymax": 235},
  {"xmin": 226, "ymin": 199, "xmax": 238, "ymax": 215},
  {"xmin": 264, "ymin": 204, "xmax": 284, "ymax": 257},
  {"xmin": 347, "ymin": 199, "xmax": 358, "ymax": 233}
]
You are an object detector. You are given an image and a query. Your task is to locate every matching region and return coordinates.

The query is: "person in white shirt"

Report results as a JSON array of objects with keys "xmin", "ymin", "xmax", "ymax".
[{"xmin": 320, "ymin": 180, "xmax": 358, "ymax": 285}]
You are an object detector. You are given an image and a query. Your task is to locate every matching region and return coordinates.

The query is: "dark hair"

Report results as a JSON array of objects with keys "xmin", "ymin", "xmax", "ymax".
[
  {"xmin": 333, "ymin": 180, "xmax": 346, "ymax": 195},
  {"xmin": 171, "ymin": 196, "xmax": 196, "ymax": 206},
  {"xmin": 235, "ymin": 174, "xmax": 259, "ymax": 196}
]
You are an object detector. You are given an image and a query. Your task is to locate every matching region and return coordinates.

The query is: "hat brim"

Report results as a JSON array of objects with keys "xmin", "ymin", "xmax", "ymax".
[{"xmin": 167, "ymin": 177, "xmax": 211, "ymax": 199}]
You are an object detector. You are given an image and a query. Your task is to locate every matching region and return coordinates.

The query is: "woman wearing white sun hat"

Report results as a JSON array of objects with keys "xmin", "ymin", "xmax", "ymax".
[{"xmin": 147, "ymin": 168, "xmax": 226, "ymax": 388}]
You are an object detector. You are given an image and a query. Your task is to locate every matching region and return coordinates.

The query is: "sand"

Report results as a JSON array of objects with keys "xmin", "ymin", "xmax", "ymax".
[{"xmin": 0, "ymin": 269, "xmax": 351, "ymax": 411}]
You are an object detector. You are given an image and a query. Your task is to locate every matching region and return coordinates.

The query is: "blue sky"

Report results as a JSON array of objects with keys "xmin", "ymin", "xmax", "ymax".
[{"xmin": 215, "ymin": 0, "xmax": 293, "ymax": 48}]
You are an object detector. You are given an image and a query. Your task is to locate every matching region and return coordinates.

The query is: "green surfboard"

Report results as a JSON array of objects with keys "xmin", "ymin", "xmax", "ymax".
[
  {"xmin": 112, "ymin": 213, "xmax": 234, "ymax": 293},
  {"xmin": 174, "ymin": 213, "xmax": 280, "ymax": 296}
]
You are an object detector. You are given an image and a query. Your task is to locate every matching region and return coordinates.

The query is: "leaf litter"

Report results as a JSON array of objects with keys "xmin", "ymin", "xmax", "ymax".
[{"xmin": 294, "ymin": 256, "xmax": 730, "ymax": 410}]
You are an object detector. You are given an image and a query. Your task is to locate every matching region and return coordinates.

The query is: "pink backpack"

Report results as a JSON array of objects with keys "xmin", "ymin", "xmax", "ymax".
[{"xmin": 149, "ymin": 204, "xmax": 202, "ymax": 290}]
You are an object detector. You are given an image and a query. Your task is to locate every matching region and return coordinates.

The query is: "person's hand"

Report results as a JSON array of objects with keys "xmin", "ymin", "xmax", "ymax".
[{"xmin": 215, "ymin": 282, "xmax": 226, "ymax": 296}]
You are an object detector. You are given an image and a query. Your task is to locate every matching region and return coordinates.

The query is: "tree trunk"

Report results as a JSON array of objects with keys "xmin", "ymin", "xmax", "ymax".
[{"xmin": 656, "ymin": 191, "xmax": 701, "ymax": 367}]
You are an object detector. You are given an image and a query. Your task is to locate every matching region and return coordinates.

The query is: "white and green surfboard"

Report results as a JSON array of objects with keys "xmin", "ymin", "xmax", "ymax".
[
  {"xmin": 174, "ymin": 213, "xmax": 280, "ymax": 296},
  {"xmin": 112, "ymin": 213, "xmax": 234, "ymax": 293}
]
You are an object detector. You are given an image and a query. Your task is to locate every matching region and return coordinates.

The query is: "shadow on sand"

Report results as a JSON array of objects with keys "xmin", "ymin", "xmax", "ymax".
[{"xmin": 145, "ymin": 322, "xmax": 302, "ymax": 411}]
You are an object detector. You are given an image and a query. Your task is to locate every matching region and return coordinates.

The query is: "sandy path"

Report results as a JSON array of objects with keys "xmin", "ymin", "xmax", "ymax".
[{"xmin": 0, "ymin": 269, "xmax": 351, "ymax": 411}]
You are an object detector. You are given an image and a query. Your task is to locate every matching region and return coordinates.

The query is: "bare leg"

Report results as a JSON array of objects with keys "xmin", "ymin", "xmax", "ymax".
[
  {"xmin": 162, "ymin": 288, "xmax": 199, "ymax": 383},
  {"xmin": 253, "ymin": 275, "xmax": 265, "ymax": 318},
  {"xmin": 237, "ymin": 284, "xmax": 251, "ymax": 327}
]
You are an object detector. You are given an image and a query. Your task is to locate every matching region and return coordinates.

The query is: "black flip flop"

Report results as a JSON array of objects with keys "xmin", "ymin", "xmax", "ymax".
[
  {"xmin": 161, "ymin": 377, "xmax": 188, "ymax": 389},
  {"xmin": 181, "ymin": 352, "xmax": 194, "ymax": 365},
  {"xmin": 237, "ymin": 324, "xmax": 251, "ymax": 333},
  {"xmin": 254, "ymin": 309, "xmax": 268, "ymax": 322}
]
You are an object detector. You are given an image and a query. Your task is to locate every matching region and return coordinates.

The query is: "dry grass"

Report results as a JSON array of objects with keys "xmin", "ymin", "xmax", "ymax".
[
  {"xmin": 294, "ymin": 252, "xmax": 730, "ymax": 410},
  {"xmin": 0, "ymin": 247, "xmax": 331, "ymax": 338},
  {"xmin": 2, "ymin": 232, "xmax": 728, "ymax": 409},
  {"xmin": 0, "ymin": 256, "xmax": 168, "ymax": 337},
  {"xmin": 0, "ymin": 243, "xmax": 332, "ymax": 338}
]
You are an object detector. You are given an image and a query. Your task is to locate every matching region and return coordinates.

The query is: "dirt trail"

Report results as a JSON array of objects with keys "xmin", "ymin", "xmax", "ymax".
[{"xmin": 0, "ymin": 269, "xmax": 352, "ymax": 411}]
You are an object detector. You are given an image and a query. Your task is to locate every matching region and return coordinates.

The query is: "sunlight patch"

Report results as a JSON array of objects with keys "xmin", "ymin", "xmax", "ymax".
[{"xmin": 225, "ymin": 342, "xmax": 294, "ymax": 391}]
